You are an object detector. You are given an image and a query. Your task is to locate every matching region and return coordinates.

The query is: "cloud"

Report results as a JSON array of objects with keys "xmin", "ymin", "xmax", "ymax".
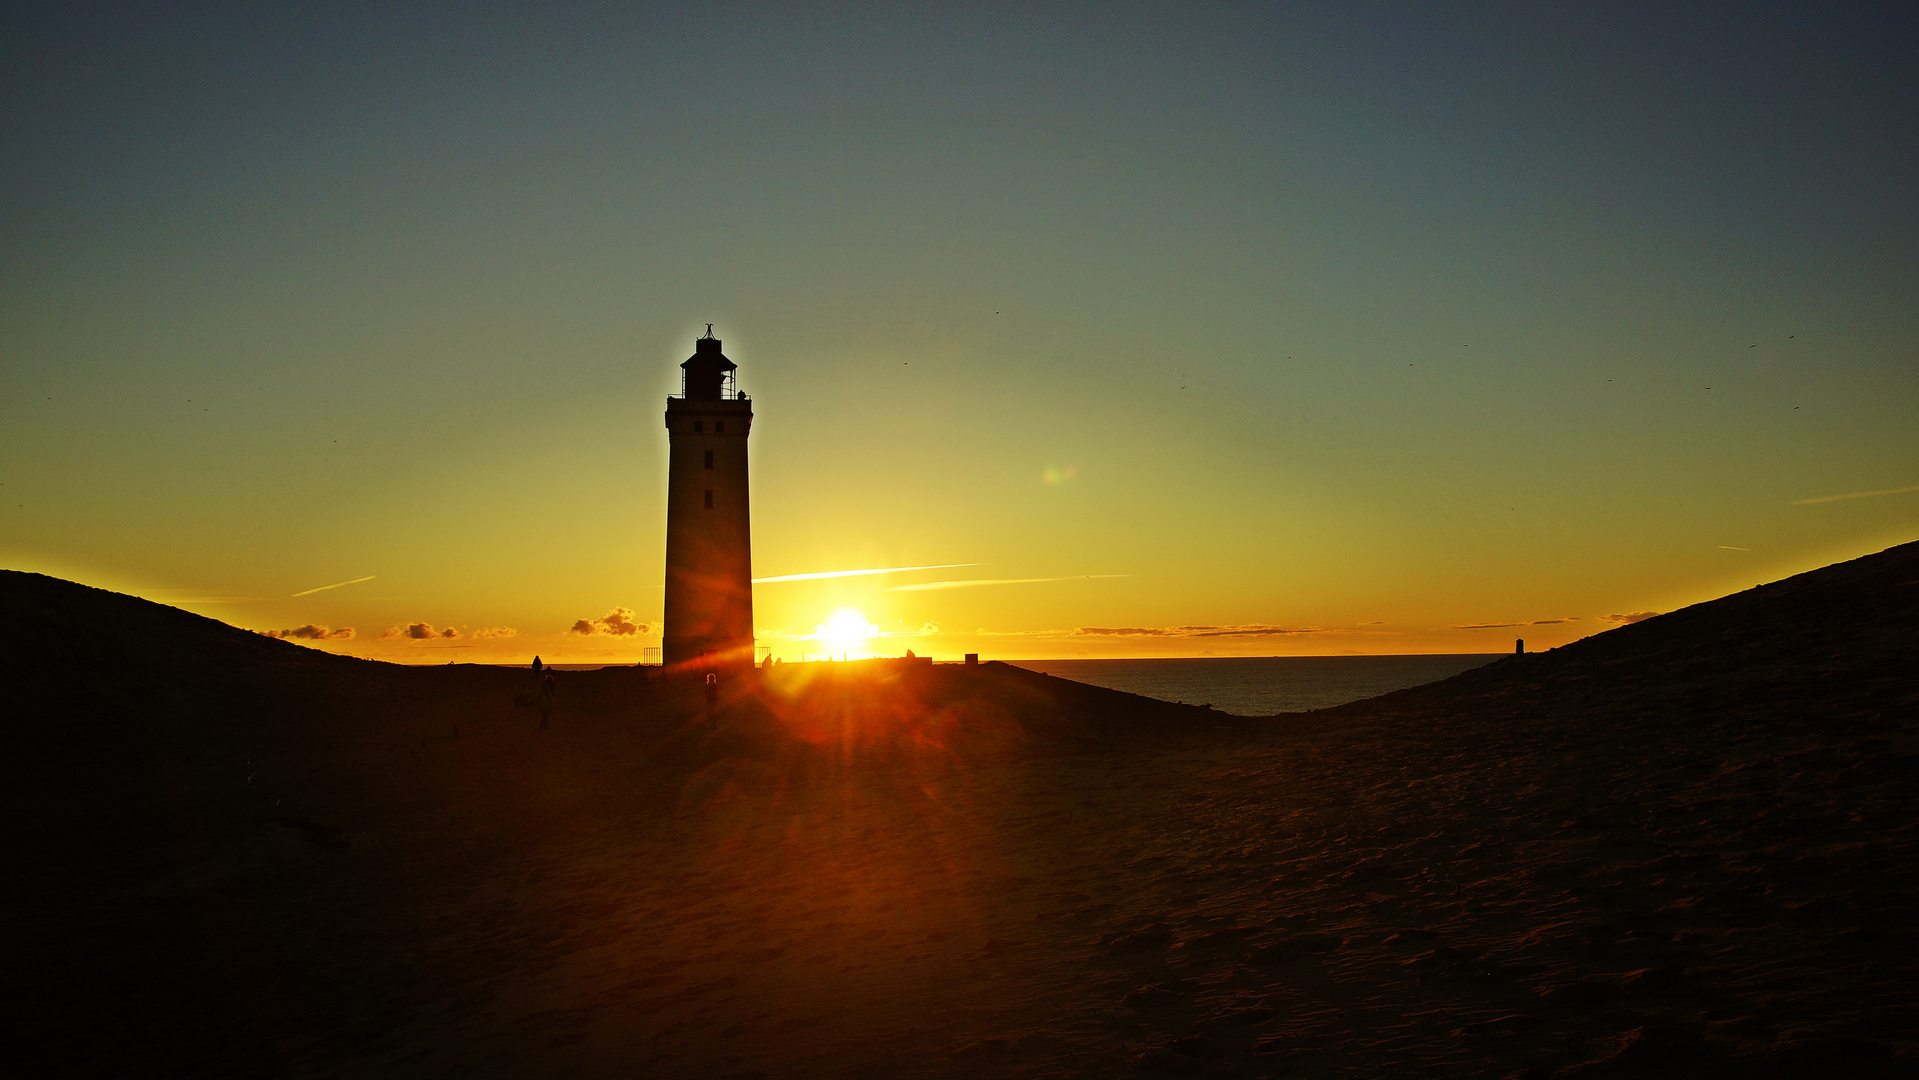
[
  {"xmin": 386, "ymin": 622, "xmax": 458, "ymax": 639},
  {"xmin": 1718, "ymin": 546, "xmax": 1751, "ymax": 551},
  {"xmin": 260, "ymin": 624, "xmax": 354, "ymax": 640},
  {"xmin": 1603, "ymin": 611, "xmax": 1661, "ymax": 624},
  {"xmin": 469, "ymin": 626, "xmax": 517, "ymax": 639},
  {"xmin": 889, "ymin": 575, "xmax": 1129, "ymax": 592},
  {"xmin": 1444, "ymin": 617, "xmax": 1581, "ymax": 630},
  {"xmin": 1072, "ymin": 623, "xmax": 1338, "ymax": 638},
  {"xmin": 1792, "ymin": 482, "xmax": 1919, "ymax": 505},
  {"xmin": 291, "ymin": 574, "xmax": 375, "ymax": 597},
  {"xmin": 570, "ymin": 607, "xmax": 646, "ymax": 636},
  {"xmin": 753, "ymin": 563, "xmax": 977, "ymax": 584}
]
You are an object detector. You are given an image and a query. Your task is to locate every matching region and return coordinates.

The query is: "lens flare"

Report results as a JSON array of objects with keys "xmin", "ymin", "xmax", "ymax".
[{"xmin": 815, "ymin": 608, "xmax": 879, "ymax": 658}]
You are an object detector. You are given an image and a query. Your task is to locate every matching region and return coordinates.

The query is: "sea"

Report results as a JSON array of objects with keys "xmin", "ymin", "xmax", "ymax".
[
  {"xmin": 541, "ymin": 653, "xmax": 1502, "ymax": 716},
  {"xmin": 1011, "ymin": 655, "xmax": 1502, "ymax": 716}
]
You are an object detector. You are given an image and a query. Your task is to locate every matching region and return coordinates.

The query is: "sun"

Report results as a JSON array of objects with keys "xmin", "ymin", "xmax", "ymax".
[{"xmin": 815, "ymin": 607, "xmax": 879, "ymax": 659}]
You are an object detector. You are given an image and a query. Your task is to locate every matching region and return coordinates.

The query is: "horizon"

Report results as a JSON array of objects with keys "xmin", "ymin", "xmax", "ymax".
[
  {"xmin": 3, "ymin": 4, "xmax": 1914, "ymax": 663},
  {"xmin": 397, "ymin": 651, "xmax": 1517, "ymax": 670}
]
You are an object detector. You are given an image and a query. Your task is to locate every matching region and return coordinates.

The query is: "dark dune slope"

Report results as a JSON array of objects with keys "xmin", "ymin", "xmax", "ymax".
[
  {"xmin": 1, "ymin": 545, "xmax": 1913, "ymax": 1079},
  {"xmin": 0, "ymin": 569, "xmax": 402, "ymax": 756},
  {"xmin": 0, "ymin": 572, "xmax": 1227, "ymax": 1076},
  {"xmin": 0, "ymin": 569, "xmax": 364, "ymax": 673},
  {"xmin": 0, "ymin": 571, "xmax": 515, "ymax": 859},
  {"xmin": 1316, "ymin": 536, "xmax": 1916, "ymax": 729},
  {"xmin": 1206, "ymin": 540, "xmax": 1918, "ymax": 1076},
  {"xmin": 0, "ymin": 568, "xmax": 1222, "ymax": 772},
  {"xmin": 0, "ymin": 569, "xmax": 1225, "ymax": 851}
]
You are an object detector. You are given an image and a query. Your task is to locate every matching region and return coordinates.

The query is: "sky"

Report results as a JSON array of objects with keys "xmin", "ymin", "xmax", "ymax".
[{"xmin": 2, "ymin": 2, "xmax": 1915, "ymax": 663}]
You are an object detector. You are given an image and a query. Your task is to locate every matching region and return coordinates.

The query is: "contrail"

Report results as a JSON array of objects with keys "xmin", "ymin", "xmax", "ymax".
[
  {"xmin": 1792, "ymin": 482, "xmax": 1919, "ymax": 505},
  {"xmin": 292, "ymin": 575, "xmax": 376, "ymax": 597},
  {"xmin": 888, "ymin": 574, "xmax": 1129, "ymax": 592},
  {"xmin": 753, "ymin": 563, "xmax": 977, "ymax": 584}
]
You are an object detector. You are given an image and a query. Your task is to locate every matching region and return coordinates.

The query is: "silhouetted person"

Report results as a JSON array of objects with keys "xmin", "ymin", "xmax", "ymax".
[
  {"xmin": 536, "ymin": 673, "xmax": 555, "ymax": 730},
  {"xmin": 532, "ymin": 655, "xmax": 543, "ymax": 674},
  {"xmin": 704, "ymin": 672, "xmax": 719, "ymax": 728}
]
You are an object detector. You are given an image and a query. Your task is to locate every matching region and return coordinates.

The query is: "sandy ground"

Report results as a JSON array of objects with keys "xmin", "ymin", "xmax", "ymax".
[{"xmin": 3, "ymin": 543, "xmax": 1916, "ymax": 1078}]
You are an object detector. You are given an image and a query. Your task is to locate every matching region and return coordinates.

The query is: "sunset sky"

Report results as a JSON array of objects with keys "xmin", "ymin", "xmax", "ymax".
[{"xmin": 3, "ymin": 3, "xmax": 1914, "ymax": 662}]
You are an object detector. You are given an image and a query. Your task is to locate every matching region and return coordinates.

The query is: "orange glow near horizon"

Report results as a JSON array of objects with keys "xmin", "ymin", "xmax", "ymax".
[{"xmin": 814, "ymin": 608, "xmax": 880, "ymax": 661}]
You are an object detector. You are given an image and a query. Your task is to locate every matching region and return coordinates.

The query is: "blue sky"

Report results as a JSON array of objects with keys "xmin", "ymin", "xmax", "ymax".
[{"xmin": 3, "ymin": 2, "xmax": 1914, "ymax": 659}]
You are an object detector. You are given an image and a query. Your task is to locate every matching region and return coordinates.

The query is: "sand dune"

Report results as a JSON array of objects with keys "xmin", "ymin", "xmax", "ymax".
[{"xmin": 3, "ymin": 544, "xmax": 1915, "ymax": 1077}]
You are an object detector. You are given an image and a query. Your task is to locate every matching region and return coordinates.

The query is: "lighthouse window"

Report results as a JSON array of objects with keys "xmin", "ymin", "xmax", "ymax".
[
  {"xmin": 693, "ymin": 421, "xmax": 704, "ymax": 433},
  {"xmin": 715, "ymin": 421, "xmax": 725, "ymax": 433},
  {"xmin": 704, "ymin": 489, "xmax": 714, "ymax": 509},
  {"xmin": 704, "ymin": 450, "xmax": 714, "ymax": 469}
]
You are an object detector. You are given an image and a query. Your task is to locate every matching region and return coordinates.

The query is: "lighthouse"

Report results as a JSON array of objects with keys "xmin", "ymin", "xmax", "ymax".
[{"xmin": 662, "ymin": 327, "xmax": 755, "ymax": 670}]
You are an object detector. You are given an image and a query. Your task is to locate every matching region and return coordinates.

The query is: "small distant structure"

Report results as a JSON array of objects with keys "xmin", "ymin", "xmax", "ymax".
[
  {"xmin": 965, "ymin": 653, "xmax": 979, "ymax": 666},
  {"xmin": 532, "ymin": 655, "xmax": 542, "ymax": 673},
  {"xmin": 1515, "ymin": 638, "xmax": 1525, "ymax": 655}
]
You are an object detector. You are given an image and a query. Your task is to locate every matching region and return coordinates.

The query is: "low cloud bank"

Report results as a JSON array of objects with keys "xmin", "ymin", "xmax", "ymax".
[
  {"xmin": 571, "ymin": 607, "xmax": 646, "ymax": 636},
  {"xmin": 260, "ymin": 625, "xmax": 354, "ymax": 640},
  {"xmin": 371, "ymin": 622, "xmax": 514, "ymax": 641},
  {"xmin": 1073, "ymin": 624, "xmax": 1337, "ymax": 639},
  {"xmin": 385, "ymin": 622, "xmax": 459, "ymax": 640},
  {"xmin": 1603, "ymin": 611, "xmax": 1661, "ymax": 624},
  {"xmin": 1445, "ymin": 617, "xmax": 1581, "ymax": 630}
]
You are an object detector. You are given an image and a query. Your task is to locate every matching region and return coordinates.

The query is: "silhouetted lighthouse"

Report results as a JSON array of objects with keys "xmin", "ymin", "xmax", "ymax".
[{"xmin": 662, "ymin": 327, "xmax": 755, "ymax": 669}]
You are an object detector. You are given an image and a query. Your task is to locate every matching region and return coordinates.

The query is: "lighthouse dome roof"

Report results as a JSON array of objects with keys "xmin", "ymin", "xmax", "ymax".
[{"xmin": 683, "ymin": 333, "xmax": 736, "ymax": 372}]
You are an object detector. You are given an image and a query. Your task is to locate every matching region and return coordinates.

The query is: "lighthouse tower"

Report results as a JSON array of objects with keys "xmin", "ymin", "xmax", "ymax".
[{"xmin": 662, "ymin": 327, "xmax": 755, "ymax": 670}]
